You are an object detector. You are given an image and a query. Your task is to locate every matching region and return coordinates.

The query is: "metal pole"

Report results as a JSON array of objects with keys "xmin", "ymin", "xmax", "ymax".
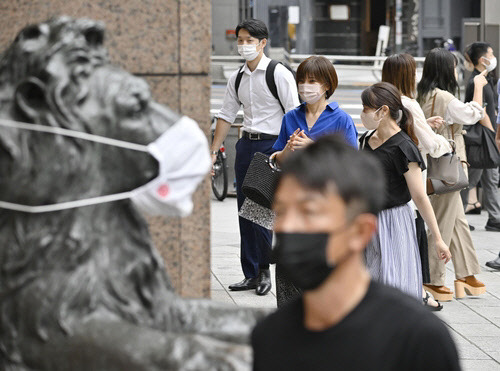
[
  {"xmin": 296, "ymin": 0, "xmax": 314, "ymax": 54},
  {"xmin": 395, "ymin": 0, "xmax": 403, "ymax": 52},
  {"xmin": 480, "ymin": 0, "xmax": 485, "ymax": 41}
]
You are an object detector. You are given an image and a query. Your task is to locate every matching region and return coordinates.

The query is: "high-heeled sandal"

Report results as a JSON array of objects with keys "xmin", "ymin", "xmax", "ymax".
[
  {"xmin": 465, "ymin": 201, "xmax": 482, "ymax": 215},
  {"xmin": 454, "ymin": 276, "xmax": 486, "ymax": 298},
  {"xmin": 423, "ymin": 284, "xmax": 453, "ymax": 301},
  {"xmin": 423, "ymin": 291, "xmax": 443, "ymax": 311}
]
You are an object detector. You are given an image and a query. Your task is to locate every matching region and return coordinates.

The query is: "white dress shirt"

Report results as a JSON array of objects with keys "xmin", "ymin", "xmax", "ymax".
[{"xmin": 217, "ymin": 54, "xmax": 300, "ymax": 135}]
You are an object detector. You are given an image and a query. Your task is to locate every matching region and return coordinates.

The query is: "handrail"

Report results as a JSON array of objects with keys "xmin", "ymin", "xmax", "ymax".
[
  {"xmin": 211, "ymin": 54, "xmax": 425, "ymax": 63},
  {"xmin": 290, "ymin": 54, "xmax": 425, "ymax": 63},
  {"xmin": 210, "ymin": 56, "xmax": 245, "ymax": 62}
]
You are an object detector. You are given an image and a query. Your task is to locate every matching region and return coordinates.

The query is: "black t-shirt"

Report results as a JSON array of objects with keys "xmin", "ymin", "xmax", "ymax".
[
  {"xmin": 465, "ymin": 69, "xmax": 498, "ymax": 130},
  {"xmin": 252, "ymin": 281, "xmax": 460, "ymax": 371},
  {"xmin": 360, "ymin": 130, "xmax": 425, "ymax": 210}
]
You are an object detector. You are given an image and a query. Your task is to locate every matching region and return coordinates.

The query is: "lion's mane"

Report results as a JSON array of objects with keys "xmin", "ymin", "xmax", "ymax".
[{"xmin": 0, "ymin": 17, "xmax": 176, "ymax": 366}]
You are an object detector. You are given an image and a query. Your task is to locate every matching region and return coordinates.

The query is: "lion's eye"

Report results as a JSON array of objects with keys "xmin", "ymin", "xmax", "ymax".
[{"xmin": 83, "ymin": 27, "xmax": 104, "ymax": 47}]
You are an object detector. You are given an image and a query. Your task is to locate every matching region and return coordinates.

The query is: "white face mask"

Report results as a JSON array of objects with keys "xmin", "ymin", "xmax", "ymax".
[
  {"xmin": 482, "ymin": 56, "xmax": 497, "ymax": 72},
  {"xmin": 237, "ymin": 42, "xmax": 261, "ymax": 61},
  {"xmin": 130, "ymin": 116, "xmax": 210, "ymax": 217},
  {"xmin": 360, "ymin": 107, "xmax": 382, "ymax": 130},
  {"xmin": 0, "ymin": 116, "xmax": 210, "ymax": 217},
  {"xmin": 298, "ymin": 83, "xmax": 325, "ymax": 104}
]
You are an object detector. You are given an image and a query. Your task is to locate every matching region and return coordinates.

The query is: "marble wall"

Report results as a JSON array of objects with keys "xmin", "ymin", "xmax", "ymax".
[{"xmin": 0, "ymin": 0, "xmax": 212, "ymax": 298}]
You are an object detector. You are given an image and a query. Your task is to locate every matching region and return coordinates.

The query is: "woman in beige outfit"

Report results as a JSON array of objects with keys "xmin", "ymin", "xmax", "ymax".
[{"xmin": 417, "ymin": 48, "xmax": 489, "ymax": 301}]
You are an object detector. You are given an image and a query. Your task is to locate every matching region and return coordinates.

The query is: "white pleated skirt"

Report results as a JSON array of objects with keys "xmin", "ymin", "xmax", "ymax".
[{"xmin": 365, "ymin": 203, "xmax": 422, "ymax": 300}]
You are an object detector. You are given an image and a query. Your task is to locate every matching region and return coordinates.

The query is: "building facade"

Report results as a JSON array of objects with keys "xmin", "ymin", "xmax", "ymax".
[{"xmin": 213, "ymin": 0, "xmax": 487, "ymax": 57}]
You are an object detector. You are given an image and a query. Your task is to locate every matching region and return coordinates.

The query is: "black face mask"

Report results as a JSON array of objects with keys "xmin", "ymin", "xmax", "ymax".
[{"xmin": 272, "ymin": 232, "xmax": 335, "ymax": 291}]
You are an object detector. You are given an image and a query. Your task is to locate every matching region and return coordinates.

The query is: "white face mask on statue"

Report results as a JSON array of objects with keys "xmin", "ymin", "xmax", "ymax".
[
  {"xmin": 237, "ymin": 42, "xmax": 261, "ymax": 61},
  {"xmin": 0, "ymin": 116, "xmax": 211, "ymax": 217},
  {"xmin": 130, "ymin": 116, "xmax": 210, "ymax": 217},
  {"xmin": 482, "ymin": 56, "xmax": 497, "ymax": 72},
  {"xmin": 298, "ymin": 83, "xmax": 325, "ymax": 104}
]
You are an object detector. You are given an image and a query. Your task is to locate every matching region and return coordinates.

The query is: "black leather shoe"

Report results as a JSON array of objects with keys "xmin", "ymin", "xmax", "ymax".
[
  {"xmin": 228, "ymin": 278, "xmax": 257, "ymax": 291},
  {"xmin": 486, "ymin": 254, "xmax": 500, "ymax": 270},
  {"xmin": 256, "ymin": 269, "xmax": 272, "ymax": 296},
  {"xmin": 485, "ymin": 220, "xmax": 500, "ymax": 232}
]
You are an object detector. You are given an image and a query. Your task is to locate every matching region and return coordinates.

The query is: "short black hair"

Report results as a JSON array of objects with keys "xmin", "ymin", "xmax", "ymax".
[
  {"xmin": 275, "ymin": 135, "xmax": 386, "ymax": 215},
  {"xmin": 236, "ymin": 19, "xmax": 268, "ymax": 40},
  {"xmin": 465, "ymin": 42, "xmax": 492, "ymax": 66}
]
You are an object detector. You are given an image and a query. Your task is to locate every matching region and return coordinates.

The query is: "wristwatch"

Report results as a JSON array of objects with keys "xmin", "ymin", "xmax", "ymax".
[{"xmin": 211, "ymin": 150, "xmax": 218, "ymax": 155}]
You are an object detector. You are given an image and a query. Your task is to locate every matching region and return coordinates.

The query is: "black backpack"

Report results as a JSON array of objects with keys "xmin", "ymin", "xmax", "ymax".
[{"xmin": 234, "ymin": 60, "xmax": 300, "ymax": 113}]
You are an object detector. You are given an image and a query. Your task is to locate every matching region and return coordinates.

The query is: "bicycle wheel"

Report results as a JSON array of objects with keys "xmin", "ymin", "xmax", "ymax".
[{"xmin": 212, "ymin": 152, "xmax": 228, "ymax": 201}]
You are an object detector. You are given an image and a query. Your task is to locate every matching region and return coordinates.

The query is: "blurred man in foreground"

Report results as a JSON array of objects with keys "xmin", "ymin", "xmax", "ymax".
[{"xmin": 252, "ymin": 135, "xmax": 460, "ymax": 371}]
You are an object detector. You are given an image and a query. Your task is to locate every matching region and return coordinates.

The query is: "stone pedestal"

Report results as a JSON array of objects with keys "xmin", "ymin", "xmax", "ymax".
[{"xmin": 0, "ymin": 0, "xmax": 212, "ymax": 298}]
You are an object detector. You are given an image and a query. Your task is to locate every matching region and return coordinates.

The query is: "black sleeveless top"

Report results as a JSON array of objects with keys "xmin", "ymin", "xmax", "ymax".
[{"xmin": 360, "ymin": 130, "xmax": 425, "ymax": 210}]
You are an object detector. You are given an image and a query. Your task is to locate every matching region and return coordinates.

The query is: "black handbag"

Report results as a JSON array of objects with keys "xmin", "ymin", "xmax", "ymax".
[
  {"xmin": 241, "ymin": 152, "xmax": 281, "ymax": 209},
  {"xmin": 464, "ymin": 123, "xmax": 500, "ymax": 169}
]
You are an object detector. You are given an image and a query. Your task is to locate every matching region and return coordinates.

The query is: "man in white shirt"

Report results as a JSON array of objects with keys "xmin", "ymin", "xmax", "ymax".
[{"xmin": 211, "ymin": 19, "xmax": 299, "ymax": 296}]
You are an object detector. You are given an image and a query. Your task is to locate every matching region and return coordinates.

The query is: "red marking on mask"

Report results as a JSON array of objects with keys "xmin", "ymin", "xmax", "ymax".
[{"xmin": 157, "ymin": 184, "xmax": 169, "ymax": 198}]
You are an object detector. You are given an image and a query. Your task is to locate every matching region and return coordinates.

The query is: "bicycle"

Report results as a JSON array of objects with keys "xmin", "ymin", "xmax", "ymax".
[
  {"xmin": 211, "ymin": 144, "xmax": 228, "ymax": 201},
  {"xmin": 211, "ymin": 118, "xmax": 229, "ymax": 201}
]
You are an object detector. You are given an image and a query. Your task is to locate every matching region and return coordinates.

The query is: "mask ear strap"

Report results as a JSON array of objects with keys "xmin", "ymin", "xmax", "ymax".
[{"xmin": 396, "ymin": 109, "xmax": 403, "ymax": 124}]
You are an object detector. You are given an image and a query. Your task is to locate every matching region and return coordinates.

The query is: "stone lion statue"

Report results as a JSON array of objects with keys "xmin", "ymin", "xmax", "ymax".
[{"xmin": 0, "ymin": 17, "xmax": 263, "ymax": 370}]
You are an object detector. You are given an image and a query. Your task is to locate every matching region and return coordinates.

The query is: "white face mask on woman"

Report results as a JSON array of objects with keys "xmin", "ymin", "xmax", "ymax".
[
  {"xmin": 482, "ymin": 56, "xmax": 497, "ymax": 72},
  {"xmin": 360, "ymin": 107, "xmax": 382, "ymax": 130},
  {"xmin": 298, "ymin": 83, "xmax": 325, "ymax": 104}
]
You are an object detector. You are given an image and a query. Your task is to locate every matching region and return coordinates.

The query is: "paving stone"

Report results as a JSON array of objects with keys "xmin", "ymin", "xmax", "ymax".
[
  {"xmin": 452, "ymin": 323, "xmax": 500, "ymax": 337},
  {"xmin": 455, "ymin": 342, "xmax": 492, "ymax": 360},
  {"xmin": 460, "ymin": 359, "xmax": 500, "ymax": 371},
  {"xmin": 471, "ymin": 306, "xmax": 500, "ymax": 320},
  {"xmin": 211, "ymin": 289, "xmax": 236, "ymax": 305},
  {"xmin": 455, "ymin": 293, "xmax": 500, "ymax": 307},
  {"xmin": 436, "ymin": 309, "xmax": 490, "ymax": 324},
  {"xmin": 231, "ymin": 295, "xmax": 277, "ymax": 309},
  {"xmin": 487, "ymin": 352, "xmax": 500, "ymax": 363},
  {"xmin": 210, "ymin": 276, "xmax": 225, "ymax": 290},
  {"xmin": 467, "ymin": 336, "xmax": 500, "ymax": 352}
]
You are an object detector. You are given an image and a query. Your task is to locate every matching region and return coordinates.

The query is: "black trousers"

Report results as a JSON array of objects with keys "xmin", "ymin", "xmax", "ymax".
[{"xmin": 234, "ymin": 137, "xmax": 275, "ymax": 279}]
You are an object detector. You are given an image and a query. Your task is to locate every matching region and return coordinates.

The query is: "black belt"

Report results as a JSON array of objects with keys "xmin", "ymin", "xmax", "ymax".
[{"xmin": 242, "ymin": 131, "xmax": 278, "ymax": 141}]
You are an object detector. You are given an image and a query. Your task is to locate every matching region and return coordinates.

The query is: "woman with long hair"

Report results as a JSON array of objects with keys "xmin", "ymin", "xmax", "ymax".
[
  {"xmin": 382, "ymin": 54, "xmax": 452, "ymax": 310},
  {"xmin": 417, "ymin": 48, "xmax": 487, "ymax": 301},
  {"xmin": 360, "ymin": 82, "xmax": 451, "ymax": 300}
]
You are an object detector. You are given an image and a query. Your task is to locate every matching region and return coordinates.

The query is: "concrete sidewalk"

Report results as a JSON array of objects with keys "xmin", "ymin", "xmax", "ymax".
[{"xmin": 210, "ymin": 197, "xmax": 500, "ymax": 371}]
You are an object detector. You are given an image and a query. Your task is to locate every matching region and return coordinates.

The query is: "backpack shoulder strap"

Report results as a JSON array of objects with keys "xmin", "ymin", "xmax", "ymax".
[
  {"xmin": 234, "ymin": 65, "xmax": 245, "ymax": 104},
  {"xmin": 265, "ymin": 60, "xmax": 285, "ymax": 113}
]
